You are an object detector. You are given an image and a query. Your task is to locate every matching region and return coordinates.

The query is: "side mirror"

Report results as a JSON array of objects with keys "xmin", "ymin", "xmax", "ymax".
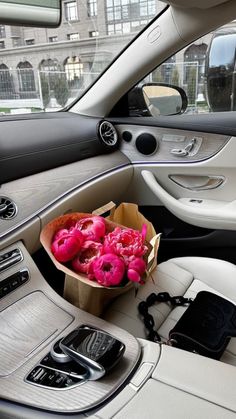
[{"xmin": 128, "ymin": 83, "xmax": 188, "ymax": 117}]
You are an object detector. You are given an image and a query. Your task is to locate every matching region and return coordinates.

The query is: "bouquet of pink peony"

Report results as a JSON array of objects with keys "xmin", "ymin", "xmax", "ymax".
[
  {"xmin": 51, "ymin": 215, "xmax": 148, "ymax": 287},
  {"xmin": 40, "ymin": 204, "xmax": 159, "ymax": 316}
]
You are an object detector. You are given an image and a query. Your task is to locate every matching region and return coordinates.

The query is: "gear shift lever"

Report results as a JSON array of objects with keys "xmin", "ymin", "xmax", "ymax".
[{"xmin": 60, "ymin": 325, "xmax": 125, "ymax": 380}]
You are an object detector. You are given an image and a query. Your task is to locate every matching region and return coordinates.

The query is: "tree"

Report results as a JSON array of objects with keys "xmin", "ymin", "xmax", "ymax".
[
  {"xmin": 171, "ymin": 67, "xmax": 180, "ymax": 86},
  {"xmin": 40, "ymin": 74, "xmax": 50, "ymax": 110},
  {"xmin": 54, "ymin": 74, "xmax": 70, "ymax": 108},
  {"xmin": 187, "ymin": 66, "xmax": 197, "ymax": 105}
]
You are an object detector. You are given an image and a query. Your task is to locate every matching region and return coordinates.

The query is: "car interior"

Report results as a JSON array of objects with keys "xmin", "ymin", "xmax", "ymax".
[{"xmin": 1, "ymin": 0, "xmax": 236, "ymax": 417}]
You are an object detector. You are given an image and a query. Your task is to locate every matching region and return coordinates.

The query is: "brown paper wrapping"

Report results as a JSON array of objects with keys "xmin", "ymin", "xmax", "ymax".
[
  {"xmin": 40, "ymin": 204, "xmax": 160, "ymax": 316},
  {"xmin": 106, "ymin": 202, "xmax": 156, "ymax": 242}
]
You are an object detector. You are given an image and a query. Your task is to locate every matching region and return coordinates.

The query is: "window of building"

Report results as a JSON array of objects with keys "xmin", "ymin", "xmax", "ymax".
[
  {"xmin": 25, "ymin": 39, "xmax": 35, "ymax": 45},
  {"xmin": 39, "ymin": 58, "xmax": 60, "ymax": 72},
  {"xmin": 0, "ymin": 1, "xmax": 167, "ymax": 112},
  {"xmin": 39, "ymin": 59, "xmax": 60, "ymax": 92},
  {"xmin": 0, "ymin": 25, "xmax": 6, "ymax": 38},
  {"xmin": 87, "ymin": 0, "xmax": 97, "ymax": 16},
  {"xmin": 17, "ymin": 61, "xmax": 36, "ymax": 92},
  {"xmin": 12, "ymin": 37, "xmax": 21, "ymax": 47},
  {"xmin": 0, "ymin": 64, "xmax": 13, "ymax": 98},
  {"xmin": 108, "ymin": 20, "xmax": 147, "ymax": 35},
  {"xmin": 64, "ymin": 56, "xmax": 83, "ymax": 89},
  {"xmin": 49, "ymin": 36, "xmax": 58, "ymax": 43},
  {"xmin": 89, "ymin": 31, "xmax": 99, "ymax": 37},
  {"xmin": 67, "ymin": 33, "xmax": 80, "ymax": 41},
  {"xmin": 64, "ymin": 1, "xmax": 78, "ymax": 21},
  {"xmin": 106, "ymin": 0, "xmax": 156, "ymax": 34}
]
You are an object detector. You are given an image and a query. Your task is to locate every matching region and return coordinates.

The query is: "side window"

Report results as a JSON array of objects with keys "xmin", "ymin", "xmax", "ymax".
[{"xmin": 133, "ymin": 21, "xmax": 236, "ymax": 116}]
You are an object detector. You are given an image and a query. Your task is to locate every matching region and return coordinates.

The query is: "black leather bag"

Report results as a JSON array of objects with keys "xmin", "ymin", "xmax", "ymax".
[{"xmin": 169, "ymin": 291, "xmax": 236, "ymax": 359}]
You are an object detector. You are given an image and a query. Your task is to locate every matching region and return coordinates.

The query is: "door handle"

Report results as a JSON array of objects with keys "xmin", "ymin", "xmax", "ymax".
[
  {"xmin": 169, "ymin": 175, "xmax": 225, "ymax": 191},
  {"xmin": 141, "ymin": 170, "xmax": 236, "ymax": 230}
]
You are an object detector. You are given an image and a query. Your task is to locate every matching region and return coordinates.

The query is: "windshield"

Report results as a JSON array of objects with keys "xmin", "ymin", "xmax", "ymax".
[{"xmin": 0, "ymin": 0, "xmax": 166, "ymax": 114}]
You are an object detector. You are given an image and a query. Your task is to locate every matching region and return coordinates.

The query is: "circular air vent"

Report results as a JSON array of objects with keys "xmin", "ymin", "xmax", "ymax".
[
  {"xmin": 99, "ymin": 121, "xmax": 118, "ymax": 147},
  {"xmin": 0, "ymin": 197, "xmax": 17, "ymax": 220}
]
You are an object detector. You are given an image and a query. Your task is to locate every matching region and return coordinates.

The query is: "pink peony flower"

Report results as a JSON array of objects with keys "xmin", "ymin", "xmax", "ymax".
[
  {"xmin": 72, "ymin": 241, "xmax": 103, "ymax": 274},
  {"xmin": 89, "ymin": 253, "xmax": 125, "ymax": 286},
  {"xmin": 51, "ymin": 232, "xmax": 84, "ymax": 263},
  {"xmin": 53, "ymin": 228, "xmax": 69, "ymax": 241},
  {"xmin": 53, "ymin": 226, "xmax": 85, "ymax": 242},
  {"xmin": 76, "ymin": 216, "xmax": 106, "ymax": 242},
  {"xmin": 127, "ymin": 257, "xmax": 146, "ymax": 283},
  {"xmin": 141, "ymin": 224, "xmax": 147, "ymax": 242},
  {"xmin": 104, "ymin": 227, "xmax": 148, "ymax": 263},
  {"xmin": 69, "ymin": 226, "xmax": 86, "ymax": 243}
]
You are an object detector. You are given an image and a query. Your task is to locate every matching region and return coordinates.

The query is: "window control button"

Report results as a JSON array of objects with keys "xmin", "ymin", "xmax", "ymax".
[
  {"xmin": 19, "ymin": 271, "xmax": 29, "ymax": 283},
  {"xmin": 2, "ymin": 284, "xmax": 11, "ymax": 295},
  {"xmin": 0, "ymin": 269, "xmax": 29, "ymax": 300},
  {"xmin": 11, "ymin": 278, "xmax": 19, "ymax": 289}
]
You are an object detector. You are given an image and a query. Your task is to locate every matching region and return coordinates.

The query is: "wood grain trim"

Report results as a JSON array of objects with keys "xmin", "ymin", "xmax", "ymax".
[
  {"xmin": 0, "ymin": 151, "xmax": 130, "ymax": 239},
  {"xmin": 0, "ymin": 292, "xmax": 73, "ymax": 376}
]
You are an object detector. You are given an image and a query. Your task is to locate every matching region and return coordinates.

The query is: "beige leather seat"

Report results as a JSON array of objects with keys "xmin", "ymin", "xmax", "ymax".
[{"xmin": 104, "ymin": 257, "xmax": 236, "ymax": 366}]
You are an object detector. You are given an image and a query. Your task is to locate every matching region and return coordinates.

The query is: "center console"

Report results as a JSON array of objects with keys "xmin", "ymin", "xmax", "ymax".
[
  {"xmin": 26, "ymin": 325, "xmax": 125, "ymax": 388},
  {"xmin": 1, "ymin": 241, "xmax": 236, "ymax": 419},
  {"xmin": 0, "ymin": 241, "xmax": 141, "ymax": 414}
]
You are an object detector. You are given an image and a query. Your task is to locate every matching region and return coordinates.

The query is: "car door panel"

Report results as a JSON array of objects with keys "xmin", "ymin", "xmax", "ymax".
[
  {"xmin": 108, "ymin": 114, "xmax": 236, "ymax": 262},
  {"xmin": 111, "ymin": 115, "xmax": 236, "ymax": 214},
  {"xmin": 142, "ymin": 169, "xmax": 236, "ymax": 230},
  {"xmin": 116, "ymin": 124, "xmax": 229, "ymax": 163}
]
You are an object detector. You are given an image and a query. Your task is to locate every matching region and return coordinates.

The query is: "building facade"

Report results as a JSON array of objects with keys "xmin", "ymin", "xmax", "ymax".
[{"xmin": 0, "ymin": 0, "xmax": 220, "ymax": 109}]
